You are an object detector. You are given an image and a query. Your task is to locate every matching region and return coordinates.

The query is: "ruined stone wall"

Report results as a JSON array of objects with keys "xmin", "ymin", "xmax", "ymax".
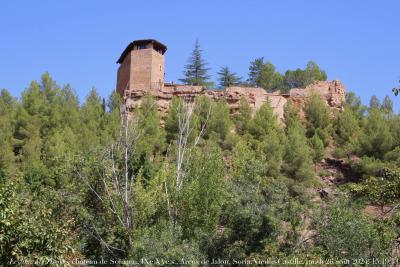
[{"xmin": 122, "ymin": 80, "xmax": 346, "ymax": 121}]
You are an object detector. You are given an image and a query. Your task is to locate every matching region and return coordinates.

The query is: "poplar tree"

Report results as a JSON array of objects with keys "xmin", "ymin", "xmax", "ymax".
[{"xmin": 179, "ymin": 40, "xmax": 211, "ymax": 86}]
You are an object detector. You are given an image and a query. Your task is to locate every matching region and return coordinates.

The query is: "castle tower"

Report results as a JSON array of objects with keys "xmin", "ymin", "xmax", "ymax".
[{"xmin": 116, "ymin": 39, "xmax": 167, "ymax": 96}]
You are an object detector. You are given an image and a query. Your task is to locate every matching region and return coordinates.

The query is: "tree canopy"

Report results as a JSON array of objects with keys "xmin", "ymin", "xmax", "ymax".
[
  {"xmin": 179, "ymin": 40, "xmax": 212, "ymax": 87},
  {"xmin": 1, "ymin": 73, "xmax": 399, "ymax": 264}
]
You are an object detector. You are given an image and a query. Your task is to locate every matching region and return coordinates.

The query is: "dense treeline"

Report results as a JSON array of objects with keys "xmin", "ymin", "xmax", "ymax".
[
  {"xmin": 1, "ymin": 73, "xmax": 400, "ymax": 265},
  {"xmin": 181, "ymin": 40, "xmax": 327, "ymax": 92}
]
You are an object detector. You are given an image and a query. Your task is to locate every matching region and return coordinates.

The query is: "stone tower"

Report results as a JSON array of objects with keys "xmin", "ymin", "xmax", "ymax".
[{"xmin": 116, "ymin": 39, "xmax": 167, "ymax": 96}]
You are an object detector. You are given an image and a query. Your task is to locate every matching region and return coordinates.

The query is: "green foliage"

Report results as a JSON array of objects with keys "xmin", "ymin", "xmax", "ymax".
[
  {"xmin": 246, "ymin": 59, "xmax": 326, "ymax": 93},
  {"xmin": 217, "ymin": 66, "xmax": 242, "ymax": 87},
  {"xmin": 360, "ymin": 108, "xmax": 393, "ymax": 158},
  {"xmin": 233, "ymin": 97, "xmax": 252, "ymax": 135},
  {"xmin": 349, "ymin": 168, "xmax": 400, "ymax": 206},
  {"xmin": 0, "ymin": 179, "xmax": 73, "ymax": 265},
  {"xmin": 165, "ymin": 96, "xmax": 184, "ymax": 143},
  {"xmin": 232, "ymin": 140, "xmax": 264, "ymax": 183},
  {"xmin": 283, "ymin": 100, "xmax": 301, "ymax": 132},
  {"xmin": 369, "ymin": 95, "xmax": 381, "ymax": 109},
  {"xmin": 335, "ymin": 106, "xmax": 360, "ymax": 145},
  {"xmin": 346, "ymin": 91, "xmax": 366, "ymax": 118},
  {"xmin": 258, "ymin": 131, "xmax": 285, "ymax": 178},
  {"xmin": 80, "ymin": 88, "xmax": 105, "ymax": 149},
  {"xmin": 310, "ymin": 134, "xmax": 324, "ymax": 162},
  {"xmin": 283, "ymin": 123, "xmax": 316, "ymax": 183},
  {"xmin": 282, "ymin": 61, "xmax": 327, "ymax": 92},
  {"xmin": 304, "ymin": 93, "xmax": 332, "ymax": 146},
  {"xmin": 384, "ymin": 146, "xmax": 400, "ymax": 165},
  {"xmin": 389, "ymin": 116, "xmax": 400, "ymax": 147},
  {"xmin": 381, "ymin": 95, "xmax": 394, "ymax": 114},
  {"xmin": 1, "ymin": 72, "xmax": 400, "ymax": 262},
  {"xmin": 135, "ymin": 94, "xmax": 165, "ymax": 157},
  {"xmin": 315, "ymin": 198, "xmax": 396, "ymax": 260},
  {"xmin": 130, "ymin": 221, "xmax": 204, "ymax": 263},
  {"xmin": 179, "ymin": 40, "xmax": 211, "ymax": 86},
  {"xmin": 247, "ymin": 57, "xmax": 282, "ymax": 92},
  {"xmin": 334, "ymin": 106, "xmax": 362, "ymax": 157},
  {"xmin": 179, "ymin": 145, "xmax": 226, "ymax": 239},
  {"xmin": 207, "ymin": 100, "xmax": 232, "ymax": 141},
  {"xmin": 211, "ymin": 177, "xmax": 305, "ymax": 260},
  {"xmin": 0, "ymin": 89, "xmax": 16, "ymax": 173},
  {"xmin": 250, "ymin": 101, "xmax": 280, "ymax": 139}
]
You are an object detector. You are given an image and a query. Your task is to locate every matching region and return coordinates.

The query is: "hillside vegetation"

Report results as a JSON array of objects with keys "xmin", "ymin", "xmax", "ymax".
[{"xmin": 0, "ymin": 73, "xmax": 399, "ymax": 265}]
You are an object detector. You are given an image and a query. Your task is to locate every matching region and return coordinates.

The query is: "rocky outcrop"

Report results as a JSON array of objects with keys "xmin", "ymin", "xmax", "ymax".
[{"xmin": 123, "ymin": 80, "xmax": 346, "ymax": 121}]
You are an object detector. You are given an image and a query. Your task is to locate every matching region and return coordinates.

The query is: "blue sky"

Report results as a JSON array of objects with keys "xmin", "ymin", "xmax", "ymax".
[{"xmin": 1, "ymin": 0, "xmax": 399, "ymax": 111}]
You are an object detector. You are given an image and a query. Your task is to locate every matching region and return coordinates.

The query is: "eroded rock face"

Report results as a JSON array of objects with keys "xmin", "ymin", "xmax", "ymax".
[{"xmin": 122, "ymin": 80, "xmax": 346, "ymax": 121}]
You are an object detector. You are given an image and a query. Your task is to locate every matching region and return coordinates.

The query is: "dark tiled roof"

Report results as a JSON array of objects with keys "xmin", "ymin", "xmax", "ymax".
[{"xmin": 117, "ymin": 39, "xmax": 167, "ymax": 63}]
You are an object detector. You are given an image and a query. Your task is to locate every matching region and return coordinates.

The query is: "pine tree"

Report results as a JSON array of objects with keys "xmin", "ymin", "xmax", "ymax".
[
  {"xmin": 282, "ymin": 61, "xmax": 327, "ymax": 92},
  {"xmin": 136, "ymin": 94, "xmax": 165, "ymax": 157},
  {"xmin": 0, "ymin": 89, "xmax": 16, "ymax": 172},
  {"xmin": 283, "ymin": 123, "xmax": 315, "ymax": 182},
  {"xmin": 250, "ymin": 101, "xmax": 280, "ymax": 139},
  {"xmin": 79, "ymin": 88, "xmax": 104, "ymax": 149},
  {"xmin": 310, "ymin": 134, "xmax": 324, "ymax": 162},
  {"xmin": 361, "ymin": 108, "xmax": 393, "ymax": 158},
  {"xmin": 207, "ymin": 100, "xmax": 232, "ymax": 141},
  {"xmin": 217, "ymin": 66, "xmax": 242, "ymax": 88},
  {"xmin": 282, "ymin": 110, "xmax": 315, "ymax": 183},
  {"xmin": 346, "ymin": 92, "xmax": 366, "ymax": 119},
  {"xmin": 179, "ymin": 40, "xmax": 211, "ymax": 86},
  {"xmin": 234, "ymin": 97, "xmax": 252, "ymax": 135},
  {"xmin": 304, "ymin": 61, "xmax": 327, "ymax": 85},
  {"xmin": 304, "ymin": 94, "xmax": 332, "ymax": 146},
  {"xmin": 369, "ymin": 95, "xmax": 381, "ymax": 109},
  {"xmin": 381, "ymin": 95, "xmax": 393, "ymax": 114},
  {"xmin": 283, "ymin": 100, "xmax": 301, "ymax": 132},
  {"xmin": 247, "ymin": 57, "xmax": 282, "ymax": 91},
  {"xmin": 337, "ymin": 106, "xmax": 359, "ymax": 140}
]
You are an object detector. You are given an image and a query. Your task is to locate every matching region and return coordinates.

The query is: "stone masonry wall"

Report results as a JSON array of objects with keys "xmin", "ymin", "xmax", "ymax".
[{"xmin": 122, "ymin": 80, "xmax": 346, "ymax": 122}]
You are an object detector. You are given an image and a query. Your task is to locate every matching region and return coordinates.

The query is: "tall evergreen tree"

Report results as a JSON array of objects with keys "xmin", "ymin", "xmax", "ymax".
[
  {"xmin": 179, "ymin": 40, "xmax": 211, "ymax": 86},
  {"xmin": 369, "ymin": 95, "xmax": 381, "ymax": 109},
  {"xmin": 233, "ymin": 97, "xmax": 252, "ymax": 135},
  {"xmin": 346, "ymin": 92, "xmax": 366, "ymax": 119},
  {"xmin": 217, "ymin": 66, "xmax": 242, "ymax": 88},
  {"xmin": 247, "ymin": 57, "xmax": 282, "ymax": 91},
  {"xmin": 381, "ymin": 95, "xmax": 393, "ymax": 114},
  {"xmin": 303, "ymin": 61, "xmax": 327, "ymax": 85},
  {"xmin": 304, "ymin": 94, "xmax": 332, "ymax": 146},
  {"xmin": 0, "ymin": 89, "xmax": 16, "ymax": 172},
  {"xmin": 283, "ymin": 102, "xmax": 315, "ymax": 182},
  {"xmin": 207, "ymin": 100, "xmax": 232, "ymax": 141},
  {"xmin": 360, "ymin": 108, "xmax": 393, "ymax": 158}
]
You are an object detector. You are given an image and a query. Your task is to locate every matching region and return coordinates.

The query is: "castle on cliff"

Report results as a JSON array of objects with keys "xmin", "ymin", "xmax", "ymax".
[{"xmin": 116, "ymin": 39, "xmax": 346, "ymax": 119}]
